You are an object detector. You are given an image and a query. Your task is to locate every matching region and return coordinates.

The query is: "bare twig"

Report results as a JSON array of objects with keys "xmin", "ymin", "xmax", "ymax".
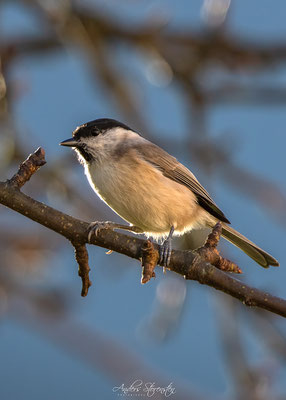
[
  {"xmin": 141, "ymin": 240, "xmax": 158, "ymax": 284},
  {"xmin": 196, "ymin": 223, "xmax": 242, "ymax": 274},
  {"xmin": 5, "ymin": 147, "xmax": 92, "ymax": 296},
  {"xmin": 0, "ymin": 148, "xmax": 285, "ymax": 317},
  {"xmin": 73, "ymin": 243, "xmax": 92, "ymax": 297},
  {"xmin": 8, "ymin": 147, "xmax": 46, "ymax": 188}
]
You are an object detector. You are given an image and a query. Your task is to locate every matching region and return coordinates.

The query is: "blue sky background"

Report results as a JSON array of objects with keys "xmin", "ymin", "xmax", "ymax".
[{"xmin": 1, "ymin": 1, "xmax": 286, "ymax": 399}]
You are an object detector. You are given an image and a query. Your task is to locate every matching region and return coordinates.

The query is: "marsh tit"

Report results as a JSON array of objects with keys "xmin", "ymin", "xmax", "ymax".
[{"xmin": 60, "ymin": 118, "xmax": 279, "ymax": 268}]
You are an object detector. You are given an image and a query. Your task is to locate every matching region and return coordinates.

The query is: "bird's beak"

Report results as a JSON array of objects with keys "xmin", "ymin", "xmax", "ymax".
[{"xmin": 60, "ymin": 138, "xmax": 78, "ymax": 147}]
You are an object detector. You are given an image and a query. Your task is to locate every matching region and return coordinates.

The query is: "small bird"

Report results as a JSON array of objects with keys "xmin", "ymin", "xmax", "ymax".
[{"xmin": 60, "ymin": 118, "xmax": 279, "ymax": 268}]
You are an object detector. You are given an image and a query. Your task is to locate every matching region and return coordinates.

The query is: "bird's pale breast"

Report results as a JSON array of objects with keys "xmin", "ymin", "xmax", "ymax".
[{"xmin": 85, "ymin": 153, "xmax": 212, "ymax": 238}]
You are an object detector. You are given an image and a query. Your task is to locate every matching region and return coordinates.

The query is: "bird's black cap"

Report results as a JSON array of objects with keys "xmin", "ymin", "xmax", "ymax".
[{"xmin": 72, "ymin": 118, "xmax": 133, "ymax": 140}]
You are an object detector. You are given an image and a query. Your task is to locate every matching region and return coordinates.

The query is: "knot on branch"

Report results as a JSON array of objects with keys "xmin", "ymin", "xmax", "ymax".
[
  {"xmin": 141, "ymin": 240, "xmax": 159, "ymax": 284},
  {"xmin": 8, "ymin": 147, "xmax": 46, "ymax": 189},
  {"xmin": 195, "ymin": 222, "xmax": 242, "ymax": 274}
]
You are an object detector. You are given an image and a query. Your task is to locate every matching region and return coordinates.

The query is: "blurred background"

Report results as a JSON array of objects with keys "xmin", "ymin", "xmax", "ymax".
[{"xmin": 1, "ymin": 0, "xmax": 286, "ymax": 399}]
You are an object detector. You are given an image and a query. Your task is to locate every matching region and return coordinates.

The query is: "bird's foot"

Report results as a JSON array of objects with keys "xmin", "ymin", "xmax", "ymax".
[
  {"xmin": 159, "ymin": 237, "xmax": 172, "ymax": 268},
  {"xmin": 87, "ymin": 221, "xmax": 119, "ymax": 243},
  {"xmin": 87, "ymin": 221, "xmax": 143, "ymax": 243},
  {"xmin": 159, "ymin": 226, "xmax": 175, "ymax": 269}
]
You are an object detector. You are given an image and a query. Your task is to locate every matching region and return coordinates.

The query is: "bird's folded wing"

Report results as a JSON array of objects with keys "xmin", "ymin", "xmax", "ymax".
[{"xmin": 136, "ymin": 142, "xmax": 230, "ymax": 224}]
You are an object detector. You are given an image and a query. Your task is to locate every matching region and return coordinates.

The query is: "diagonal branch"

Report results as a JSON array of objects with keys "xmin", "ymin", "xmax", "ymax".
[
  {"xmin": 8, "ymin": 147, "xmax": 46, "ymax": 188},
  {"xmin": 0, "ymin": 148, "xmax": 285, "ymax": 317}
]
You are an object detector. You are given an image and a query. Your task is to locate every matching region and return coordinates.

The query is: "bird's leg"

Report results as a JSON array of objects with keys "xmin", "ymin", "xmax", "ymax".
[
  {"xmin": 159, "ymin": 226, "xmax": 175, "ymax": 268},
  {"xmin": 87, "ymin": 221, "xmax": 143, "ymax": 243}
]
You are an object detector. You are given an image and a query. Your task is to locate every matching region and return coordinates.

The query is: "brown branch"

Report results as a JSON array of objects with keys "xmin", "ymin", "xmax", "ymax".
[
  {"xmin": 6, "ymin": 147, "xmax": 92, "ymax": 296},
  {"xmin": 0, "ymin": 148, "xmax": 285, "ymax": 317}
]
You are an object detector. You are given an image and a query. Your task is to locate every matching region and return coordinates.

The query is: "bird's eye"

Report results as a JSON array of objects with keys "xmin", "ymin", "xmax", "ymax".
[{"xmin": 90, "ymin": 126, "xmax": 100, "ymax": 136}]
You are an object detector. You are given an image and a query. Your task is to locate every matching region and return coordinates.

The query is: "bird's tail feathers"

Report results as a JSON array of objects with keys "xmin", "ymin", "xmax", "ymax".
[{"xmin": 220, "ymin": 223, "xmax": 279, "ymax": 268}]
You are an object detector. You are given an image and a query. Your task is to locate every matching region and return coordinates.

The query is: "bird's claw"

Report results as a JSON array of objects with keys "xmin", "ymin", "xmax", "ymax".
[{"xmin": 87, "ymin": 221, "xmax": 115, "ymax": 243}]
